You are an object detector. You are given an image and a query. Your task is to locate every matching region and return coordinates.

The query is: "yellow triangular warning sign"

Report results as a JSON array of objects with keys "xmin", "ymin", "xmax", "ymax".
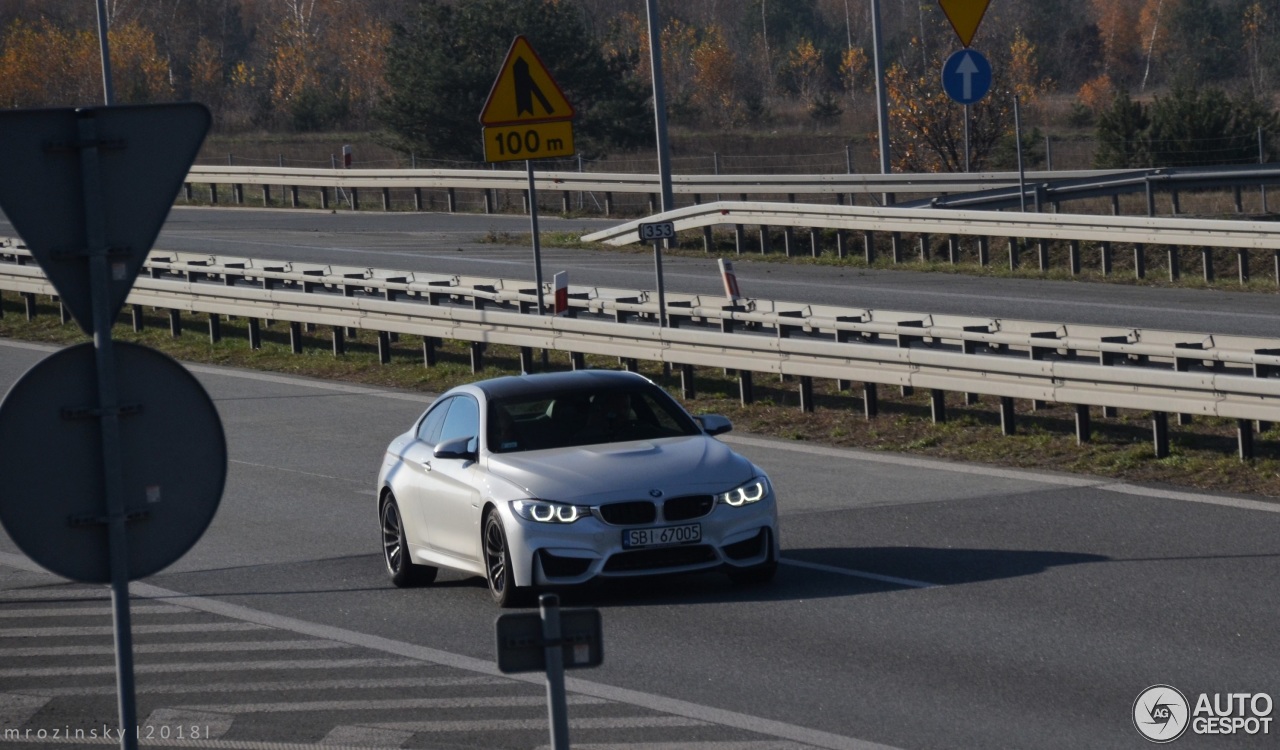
[
  {"xmin": 938, "ymin": 0, "xmax": 991, "ymax": 48},
  {"xmin": 479, "ymin": 36, "xmax": 575, "ymax": 126}
]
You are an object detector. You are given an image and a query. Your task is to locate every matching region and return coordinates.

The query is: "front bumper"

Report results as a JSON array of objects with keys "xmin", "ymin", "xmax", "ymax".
[{"xmin": 501, "ymin": 495, "xmax": 779, "ymax": 587}]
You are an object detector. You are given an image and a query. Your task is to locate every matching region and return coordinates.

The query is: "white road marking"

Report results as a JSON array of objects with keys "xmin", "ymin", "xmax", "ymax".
[
  {"xmin": 0, "ymin": 639, "xmax": 354, "ymax": 657},
  {"xmin": 0, "ymin": 692, "xmax": 50, "ymax": 730},
  {"xmin": 547, "ymin": 743, "xmax": 818, "ymax": 750},
  {"xmin": 780, "ymin": 559, "xmax": 939, "ymax": 589},
  {"xmin": 319, "ymin": 725, "xmax": 413, "ymax": 747},
  {"xmin": 22, "ymin": 676, "xmax": 504, "ymax": 698},
  {"xmin": 373, "ymin": 716, "xmax": 705, "ymax": 732},
  {"xmin": 720, "ymin": 434, "xmax": 1280, "ymax": 514},
  {"xmin": 141, "ymin": 708, "xmax": 234, "ymax": 740},
  {"xmin": 0, "ymin": 551, "xmax": 903, "ymax": 750},
  {"xmin": 0, "ymin": 587, "xmax": 110, "ymax": 601},
  {"xmin": 173, "ymin": 695, "xmax": 605, "ymax": 714},
  {"xmin": 0, "ymin": 658, "xmax": 417, "ymax": 679},
  {"xmin": 0, "ymin": 605, "xmax": 187, "ymax": 617},
  {"xmin": 0, "ymin": 623, "xmax": 266, "ymax": 638}
]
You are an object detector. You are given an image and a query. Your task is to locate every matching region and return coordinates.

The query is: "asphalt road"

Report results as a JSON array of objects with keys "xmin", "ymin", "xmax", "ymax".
[
  {"xmin": 3, "ymin": 206, "xmax": 1277, "ymax": 338},
  {"xmin": 2, "ymin": 338, "xmax": 1279, "ymax": 749}
]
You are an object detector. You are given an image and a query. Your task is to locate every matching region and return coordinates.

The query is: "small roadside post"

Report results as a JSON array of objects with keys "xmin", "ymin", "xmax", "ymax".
[
  {"xmin": 638, "ymin": 220, "xmax": 675, "ymax": 327},
  {"xmin": 496, "ymin": 594, "xmax": 603, "ymax": 750}
]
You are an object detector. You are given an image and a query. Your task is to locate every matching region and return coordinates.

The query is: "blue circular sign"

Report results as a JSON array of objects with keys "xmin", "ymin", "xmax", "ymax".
[{"xmin": 941, "ymin": 49, "xmax": 992, "ymax": 105}]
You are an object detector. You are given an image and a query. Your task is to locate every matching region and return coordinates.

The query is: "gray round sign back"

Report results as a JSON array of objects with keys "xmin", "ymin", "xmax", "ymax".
[{"xmin": 0, "ymin": 342, "xmax": 226, "ymax": 582}]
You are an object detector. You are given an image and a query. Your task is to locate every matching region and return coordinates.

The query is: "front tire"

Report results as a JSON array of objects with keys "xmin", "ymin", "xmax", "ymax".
[
  {"xmin": 483, "ymin": 511, "xmax": 528, "ymax": 608},
  {"xmin": 381, "ymin": 495, "xmax": 437, "ymax": 588}
]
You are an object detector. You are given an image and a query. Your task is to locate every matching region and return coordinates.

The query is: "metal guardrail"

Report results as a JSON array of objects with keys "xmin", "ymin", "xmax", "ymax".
[{"xmin": 2, "ymin": 239, "xmax": 1279, "ymax": 459}]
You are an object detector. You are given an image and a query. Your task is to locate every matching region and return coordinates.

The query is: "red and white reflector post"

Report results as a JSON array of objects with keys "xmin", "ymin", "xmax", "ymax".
[
  {"xmin": 553, "ymin": 271, "xmax": 569, "ymax": 316},
  {"xmin": 718, "ymin": 258, "xmax": 742, "ymax": 304},
  {"xmin": 342, "ymin": 144, "xmax": 353, "ymax": 168}
]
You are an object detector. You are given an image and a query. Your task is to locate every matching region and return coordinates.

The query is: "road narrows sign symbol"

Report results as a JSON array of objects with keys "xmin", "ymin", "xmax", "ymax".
[
  {"xmin": 480, "ymin": 36, "xmax": 575, "ymax": 126},
  {"xmin": 938, "ymin": 0, "xmax": 992, "ymax": 48}
]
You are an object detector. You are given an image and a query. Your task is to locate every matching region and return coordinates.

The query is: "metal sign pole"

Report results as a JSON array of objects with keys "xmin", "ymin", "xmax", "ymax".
[
  {"xmin": 964, "ymin": 104, "xmax": 971, "ymax": 173},
  {"xmin": 526, "ymin": 160, "xmax": 546, "ymax": 314},
  {"xmin": 540, "ymin": 594, "xmax": 570, "ymax": 750},
  {"xmin": 652, "ymin": 239, "xmax": 667, "ymax": 328},
  {"xmin": 94, "ymin": 0, "xmax": 116, "ymax": 105},
  {"xmin": 1013, "ymin": 95, "xmax": 1027, "ymax": 212},
  {"xmin": 78, "ymin": 112, "xmax": 139, "ymax": 750}
]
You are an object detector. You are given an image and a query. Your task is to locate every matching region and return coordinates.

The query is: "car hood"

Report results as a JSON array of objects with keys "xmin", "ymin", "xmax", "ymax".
[{"xmin": 484, "ymin": 436, "xmax": 755, "ymax": 503}]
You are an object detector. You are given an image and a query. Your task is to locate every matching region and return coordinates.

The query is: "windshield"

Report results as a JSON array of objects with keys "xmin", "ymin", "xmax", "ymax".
[{"xmin": 486, "ymin": 384, "xmax": 701, "ymax": 454}]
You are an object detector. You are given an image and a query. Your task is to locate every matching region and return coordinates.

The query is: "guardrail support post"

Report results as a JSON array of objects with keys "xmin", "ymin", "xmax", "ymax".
[
  {"xmin": 332, "ymin": 328, "xmax": 345, "ymax": 356},
  {"xmin": 948, "ymin": 235, "xmax": 959, "ymax": 264},
  {"xmin": 1133, "ymin": 244, "xmax": 1145, "ymax": 279},
  {"xmin": 1008, "ymin": 238, "xmax": 1020, "ymax": 270},
  {"xmin": 1234, "ymin": 185, "xmax": 1244, "ymax": 213},
  {"xmin": 783, "ymin": 226, "xmax": 796, "ymax": 258},
  {"xmin": 1167, "ymin": 247, "xmax": 1180, "ymax": 281},
  {"xmin": 1075, "ymin": 405, "xmax": 1091, "ymax": 444},
  {"xmin": 919, "ymin": 234, "xmax": 930, "ymax": 263},
  {"xmin": 1068, "ymin": 240, "xmax": 1081, "ymax": 276},
  {"xmin": 483, "ymin": 189, "xmax": 493, "ymax": 214},
  {"xmin": 382, "ymin": 188, "xmax": 391, "ymax": 211},
  {"xmin": 351, "ymin": 188, "xmax": 360, "ymax": 211},
  {"xmin": 977, "ymin": 236, "xmax": 989, "ymax": 266},
  {"xmin": 562, "ymin": 191, "xmax": 571, "ymax": 213},
  {"xmin": 759, "ymin": 226, "xmax": 771, "ymax": 255},
  {"xmin": 810, "ymin": 228, "xmax": 821, "ymax": 257},
  {"xmin": 1201, "ymin": 247, "xmax": 1214, "ymax": 282},
  {"xmin": 58, "ymin": 299, "xmax": 68, "ymax": 325},
  {"xmin": 320, "ymin": 187, "xmax": 330, "ymax": 210},
  {"xmin": 1171, "ymin": 191, "xmax": 1181, "ymax": 215},
  {"xmin": 603, "ymin": 192, "xmax": 612, "ymax": 217},
  {"xmin": 520, "ymin": 347, "xmax": 535, "ymax": 373},
  {"xmin": 234, "ymin": 184, "xmax": 243, "ymax": 205},
  {"xmin": 208, "ymin": 314, "xmax": 221, "ymax": 344},
  {"xmin": 930, "ymin": 389, "xmax": 946, "ymax": 423},
  {"xmin": 680, "ymin": 364, "xmax": 696, "ymax": 399},
  {"xmin": 183, "ymin": 183, "xmax": 192, "ymax": 202},
  {"xmin": 704, "ymin": 226, "xmax": 714, "ymax": 253},
  {"xmin": 835, "ymin": 230, "xmax": 847, "ymax": 259},
  {"xmin": 1152, "ymin": 412, "xmax": 1170, "ymax": 458},
  {"xmin": 210, "ymin": 184, "xmax": 218, "ymax": 204},
  {"xmin": 412, "ymin": 188, "xmax": 423, "ymax": 211},
  {"xmin": 262, "ymin": 185, "xmax": 271, "ymax": 206},
  {"xmin": 421, "ymin": 337, "xmax": 436, "ymax": 367},
  {"xmin": 738, "ymin": 371, "xmax": 754, "ymax": 405},
  {"xmin": 1000, "ymin": 397, "xmax": 1015, "ymax": 435},
  {"xmin": 1238, "ymin": 249, "xmax": 1250, "ymax": 284},
  {"xmin": 131, "ymin": 304, "xmax": 143, "ymax": 332},
  {"xmin": 799, "ymin": 376, "xmax": 814, "ymax": 413},
  {"xmin": 1100, "ymin": 242, "xmax": 1112, "ymax": 276},
  {"xmin": 1274, "ymin": 250, "xmax": 1280, "ymax": 287},
  {"xmin": 248, "ymin": 318, "xmax": 261, "ymax": 350},
  {"xmin": 864, "ymin": 231, "xmax": 876, "ymax": 264},
  {"xmin": 734, "ymin": 225, "xmax": 745, "ymax": 255},
  {"xmin": 290, "ymin": 322, "xmax": 303, "ymax": 354},
  {"xmin": 168, "ymin": 309, "xmax": 181, "ymax": 338},
  {"xmin": 1238, "ymin": 420, "xmax": 1255, "ymax": 460},
  {"xmin": 21, "ymin": 292, "xmax": 35, "ymax": 320},
  {"xmin": 378, "ymin": 332, "xmax": 392, "ymax": 365},
  {"xmin": 856, "ymin": 383, "xmax": 877, "ymax": 418},
  {"xmin": 290, "ymin": 185, "xmax": 299, "ymax": 208},
  {"xmin": 891, "ymin": 233, "xmax": 902, "ymax": 263},
  {"xmin": 470, "ymin": 341, "xmax": 484, "ymax": 372},
  {"xmin": 571, "ymin": 352, "xmax": 585, "ymax": 370}
]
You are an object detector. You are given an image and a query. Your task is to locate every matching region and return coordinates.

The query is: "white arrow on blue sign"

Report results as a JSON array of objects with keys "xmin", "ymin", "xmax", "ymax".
[{"xmin": 941, "ymin": 49, "xmax": 992, "ymax": 105}]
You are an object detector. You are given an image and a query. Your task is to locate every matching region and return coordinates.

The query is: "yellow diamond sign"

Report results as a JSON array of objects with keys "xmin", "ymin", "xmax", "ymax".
[
  {"xmin": 480, "ymin": 36, "xmax": 575, "ymax": 126},
  {"xmin": 938, "ymin": 0, "xmax": 992, "ymax": 48}
]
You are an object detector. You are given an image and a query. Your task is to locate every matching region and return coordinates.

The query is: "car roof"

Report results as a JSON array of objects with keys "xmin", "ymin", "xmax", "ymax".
[{"xmin": 470, "ymin": 369, "xmax": 651, "ymax": 400}]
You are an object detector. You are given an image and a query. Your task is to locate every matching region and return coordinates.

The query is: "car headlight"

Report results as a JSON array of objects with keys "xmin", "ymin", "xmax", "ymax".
[
  {"xmin": 511, "ymin": 499, "xmax": 592, "ymax": 524},
  {"xmin": 716, "ymin": 477, "xmax": 770, "ymax": 507}
]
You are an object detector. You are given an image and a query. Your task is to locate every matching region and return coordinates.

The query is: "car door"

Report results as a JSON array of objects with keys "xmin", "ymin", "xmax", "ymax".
[
  {"xmin": 420, "ymin": 394, "xmax": 484, "ymax": 563},
  {"xmin": 395, "ymin": 397, "xmax": 452, "ymax": 551}
]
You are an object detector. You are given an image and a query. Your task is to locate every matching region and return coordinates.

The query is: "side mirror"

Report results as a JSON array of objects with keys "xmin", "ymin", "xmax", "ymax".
[
  {"xmin": 696, "ymin": 414, "xmax": 733, "ymax": 436},
  {"xmin": 433, "ymin": 436, "xmax": 477, "ymax": 461}
]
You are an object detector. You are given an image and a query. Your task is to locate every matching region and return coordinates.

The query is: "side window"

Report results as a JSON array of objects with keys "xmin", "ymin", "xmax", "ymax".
[
  {"xmin": 416, "ymin": 398, "xmax": 452, "ymax": 445},
  {"xmin": 437, "ymin": 395, "xmax": 480, "ymax": 453}
]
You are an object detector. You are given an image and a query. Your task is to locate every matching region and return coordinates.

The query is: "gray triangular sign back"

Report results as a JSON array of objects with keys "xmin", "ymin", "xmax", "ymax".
[{"xmin": 0, "ymin": 103, "xmax": 210, "ymax": 334}]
